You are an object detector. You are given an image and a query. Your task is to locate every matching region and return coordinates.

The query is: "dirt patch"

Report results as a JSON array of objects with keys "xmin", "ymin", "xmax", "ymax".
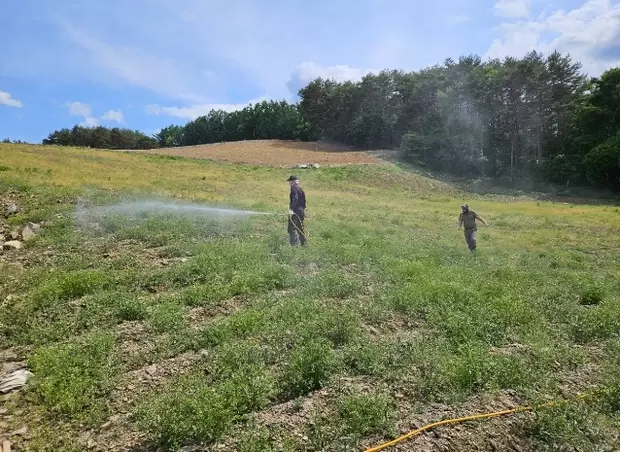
[
  {"xmin": 87, "ymin": 414, "xmax": 148, "ymax": 452},
  {"xmin": 91, "ymin": 340, "xmax": 209, "ymax": 451},
  {"xmin": 214, "ymin": 377, "xmax": 535, "ymax": 452},
  {"xmin": 186, "ymin": 296, "xmax": 245, "ymax": 330},
  {"xmin": 110, "ymin": 350, "xmax": 205, "ymax": 410},
  {"xmin": 218, "ymin": 384, "xmax": 335, "ymax": 450},
  {"xmin": 114, "ymin": 321, "xmax": 164, "ymax": 369},
  {"xmin": 367, "ymin": 390, "xmax": 534, "ymax": 452},
  {"xmin": 119, "ymin": 140, "xmax": 380, "ymax": 166}
]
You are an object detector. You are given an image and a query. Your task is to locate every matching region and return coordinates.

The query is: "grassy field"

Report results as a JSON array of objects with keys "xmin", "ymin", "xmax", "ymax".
[{"xmin": 1, "ymin": 142, "xmax": 619, "ymax": 452}]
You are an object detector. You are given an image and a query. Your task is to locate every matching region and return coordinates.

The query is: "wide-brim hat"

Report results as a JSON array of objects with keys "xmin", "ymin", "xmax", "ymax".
[{"xmin": 286, "ymin": 175, "xmax": 299, "ymax": 181}]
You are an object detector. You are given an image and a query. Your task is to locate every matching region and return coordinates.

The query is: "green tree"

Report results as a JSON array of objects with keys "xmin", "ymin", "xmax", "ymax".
[{"xmin": 583, "ymin": 132, "xmax": 620, "ymax": 190}]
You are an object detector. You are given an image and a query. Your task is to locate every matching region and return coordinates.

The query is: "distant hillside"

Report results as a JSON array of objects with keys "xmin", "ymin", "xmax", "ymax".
[{"xmin": 117, "ymin": 139, "xmax": 380, "ymax": 166}]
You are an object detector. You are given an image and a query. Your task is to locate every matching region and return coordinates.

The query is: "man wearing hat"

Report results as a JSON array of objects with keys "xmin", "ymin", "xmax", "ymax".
[
  {"xmin": 287, "ymin": 175, "xmax": 307, "ymax": 246},
  {"xmin": 458, "ymin": 204, "xmax": 488, "ymax": 254}
]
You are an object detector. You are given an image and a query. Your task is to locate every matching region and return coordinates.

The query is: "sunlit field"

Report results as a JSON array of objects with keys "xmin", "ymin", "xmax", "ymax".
[{"xmin": 1, "ymin": 143, "xmax": 619, "ymax": 451}]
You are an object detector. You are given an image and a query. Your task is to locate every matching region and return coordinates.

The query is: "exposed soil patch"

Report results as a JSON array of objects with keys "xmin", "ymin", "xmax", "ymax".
[
  {"xmin": 219, "ymin": 383, "xmax": 336, "ymax": 450},
  {"xmin": 114, "ymin": 321, "xmax": 163, "ymax": 369},
  {"xmin": 119, "ymin": 140, "xmax": 380, "ymax": 166},
  {"xmin": 186, "ymin": 296, "xmax": 245, "ymax": 330},
  {"xmin": 369, "ymin": 390, "xmax": 533, "ymax": 452},
  {"xmin": 110, "ymin": 350, "xmax": 205, "ymax": 410},
  {"xmin": 88, "ymin": 415, "xmax": 148, "ymax": 452},
  {"xmin": 214, "ymin": 377, "xmax": 536, "ymax": 452}
]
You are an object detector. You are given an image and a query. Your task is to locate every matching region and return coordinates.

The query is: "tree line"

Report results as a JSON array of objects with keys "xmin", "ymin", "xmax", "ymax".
[
  {"xmin": 42, "ymin": 125, "xmax": 159, "ymax": 149},
  {"xmin": 41, "ymin": 101, "xmax": 317, "ymax": 152},
  {"xmin": 298, "ymin": 51, "xmax": 620, "ymax": 191},
  {"xmin": 38, "ymin": 51, "xmax": 619, "ymax": 191},
  {"xmin": 153, "ymin": 100, "xmax": 317, "ymax": 147}
]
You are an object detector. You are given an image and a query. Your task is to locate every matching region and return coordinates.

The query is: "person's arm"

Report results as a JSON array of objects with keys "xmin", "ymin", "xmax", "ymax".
[
  {"xmin": 458, "ymin": 213, "xmax": 463, "ymax": 229},
  {"xmin": 289, "ymin": 189, "xmax": 296, "ymax": 215},
  {"xmin": 474, "ymin": 212, "xmax": 488, "ymax": 225}
]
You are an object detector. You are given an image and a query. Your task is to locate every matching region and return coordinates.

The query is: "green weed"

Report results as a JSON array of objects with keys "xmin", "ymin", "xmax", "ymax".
[
  {"xmin": 147, "ymin": 300, "xmax": 186, "ymax": 333},
  {"xmin": 530, "ymin": 402, "xmax": 612, "ymax": 451},
  {"xmin": 214, "ymin": 342, "xmax": 276, "ymax": 412},
  {"xmin": 178, "ymin": 283, "xmax": 234, "ymax": 307},
  {"xmin": 136, "ymin": 376, "xmax": 234, "ymax": 449},
  {"xmin": 337, "ymin": 392, "xmax": 396, "ymax": 438},
  {"xmin": 237, "ymin": 422, "xmax": 275, "ymax": 452},
  {"xmin": 33, "ymin": 269, "xmax": 113, "ymax": 303},
  {"xmin": 27, "ymin": 331, "xmax": 117, "ymax": 423},
  {"xmin": 137, "ymin": 343, "xmax": 274, "ymax": 449},
  {"xmin": 115, "ymin": 295, "xmax": 149, "ymax": 321},
  {"xmin": 282, "ymin": 339, "xmax": 339, "ymax": 398},
  {"xmin": 302, "ymin": 268, "xmax": 366, "ymax": 299}
]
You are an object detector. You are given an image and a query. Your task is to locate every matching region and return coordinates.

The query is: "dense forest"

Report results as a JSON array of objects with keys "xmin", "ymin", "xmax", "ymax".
[
  {"xmin": 39, "ymin": 51, "xmax": 620, "ymax": 191},
  {"xmin": 42, "ymin": 126, "xmax": 159, "ymax": 149},
  {"xmin": 299, "ymin": 51, "xmax": 620, "ymax": 191}
]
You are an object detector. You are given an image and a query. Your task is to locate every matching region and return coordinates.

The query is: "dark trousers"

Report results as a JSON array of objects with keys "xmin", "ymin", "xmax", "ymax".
[
  {"xmin": 288, "ymin": 214, "xmax": 306, "ymax": 246},
  {"xmin": 464, "ymin": 228, "xmax": 477, "ymax": 251}
]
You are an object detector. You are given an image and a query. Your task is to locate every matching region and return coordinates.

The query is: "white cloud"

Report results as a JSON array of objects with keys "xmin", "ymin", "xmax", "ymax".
[
  {"xmin": 83, "ymin": 116, "xmax": 99, "ymax": 126},
  {"xmin": 494, "ymin": 0, "xmax": 531, "ymax": 18},
  {"xmin": 66, "ymin": 101, "xmax": 98, "ymax": 126},
  {"xmin": 67, "ymin": 103, "xmax": 126, "ymax": 125},
  {"xmin": 145, "ymin": 98, "xmax": 267, "ymax": 120},
  {"xmin": 3, "ymin": 1, "xmax": 438, "ymax": 106},
  {"xmin": 67, "ymin": 101, "xmax": 92, "ymax": 118},
  {"xmin": 101, "ymin": 109, "xmax": 124, "ymax": 123},
  {"xmin": 485, "ymin": 0, "xmax": 620, "ymax": 77},
  {"xmin": 0, "ymin": 90, "xmax": 23, "ymax": 108},
  {"xmin": 153, "ymin": 0, "xmax": 414, "ymax": 99},
  {"xmin": 8, "ymin": 0, "xmax": 618, "ymax": 118},
  {"xmin": 286, "ymin": 62, "xmax": 378, "ymax": 96},
  {"xmin": 485, "ymin": 23, "xmax": 541, "ymax": 59},
  {"xmin": 293, "ymin": 62, "xmax": 376, "ymax": 83}
]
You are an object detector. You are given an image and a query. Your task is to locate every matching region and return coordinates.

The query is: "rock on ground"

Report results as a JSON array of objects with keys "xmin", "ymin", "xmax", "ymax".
[
  {"xmin": 0, "ymin": 369, "xmax": 32, "ymax": 394},
  {"xmin": 3, "ymin": 204, "xmax": 18, "ymax": 218},
  {"xmin": 2, "ymin": 241, "xmax": 22, "ymax": 251},
  {"xmin": 26, "ymin": 222, "xmax": 41, "ymax": 232},
  {"xmin": 21, "ymin": 226, "xmax": 35, "ymax": 241}
]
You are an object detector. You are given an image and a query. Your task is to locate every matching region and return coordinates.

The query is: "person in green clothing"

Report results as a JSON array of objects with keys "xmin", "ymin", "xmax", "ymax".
[{"xmin": 458, "ymin": 204, "xmax": 488, "ymax": 254}]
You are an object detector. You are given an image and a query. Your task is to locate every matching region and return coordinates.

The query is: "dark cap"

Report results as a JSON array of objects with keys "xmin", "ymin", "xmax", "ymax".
[
  {"xmin": 286, "ymin": 175, "xmax": 299, "ymax": 181},
  {"xmin": 461, "ymin": 204, "xmax": 469, "ymax": 209}
]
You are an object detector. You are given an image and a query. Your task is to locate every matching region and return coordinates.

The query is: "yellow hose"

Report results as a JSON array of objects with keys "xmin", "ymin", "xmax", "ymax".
[
  {"xmin": 280, "ymin": 210, "xmax": 607, "ymax": 452},
  {"xmin": 289, "ymin": 212, "xmax": 310, "ymax": 243},
  {"xmin": 364, "ymin": 393, "xmax": 591, "ymax": 452}
]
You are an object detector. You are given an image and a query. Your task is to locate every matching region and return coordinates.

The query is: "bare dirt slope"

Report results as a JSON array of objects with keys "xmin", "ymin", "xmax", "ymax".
[{"xmin": 121, "ymin": 139, "xmax": 380, "ymax": 166}]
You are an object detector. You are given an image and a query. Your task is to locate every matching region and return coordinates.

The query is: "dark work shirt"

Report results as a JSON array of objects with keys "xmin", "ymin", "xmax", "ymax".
[
  {"xmin": 290, "ymin": 185, "xmax": 306, "ymax": 214},
  {"xmin": 459, "ymin": 211, "xmax": 481, "ymax": 230}
]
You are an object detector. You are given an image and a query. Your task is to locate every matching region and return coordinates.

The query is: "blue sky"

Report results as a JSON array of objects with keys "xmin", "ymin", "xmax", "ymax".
[{"xmin": 1, "ymin": 0, "xmax": 619, "ymax": 143}]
